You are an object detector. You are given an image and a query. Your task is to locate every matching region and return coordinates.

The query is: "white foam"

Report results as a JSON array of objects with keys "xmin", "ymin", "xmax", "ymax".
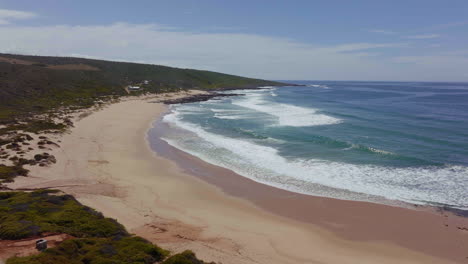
[
  {"xmin": 174, "ymin": 105, "xmax": 205, "ymax": 113},
  {"xmin": 345, "ymin": 144, "xmax": 396, "ymax": 156},
  {"xmin": 232, "ymin": 92, "xmax": 341, "ymax": 127},
  {"xmin": 211, "ymin": 109, "xmax": 244, "ymax": 113},
  {"xmin": 162, "ymin": 112, "xmax": 468, "ymax": 209},
  {"xmin": 213, "ymin": 114, "xmax": 245, "ymax": 120},
  {"xmin": 308, "ymin": 84, "xmax": 330, "ymax": 89},
  {"xmin": 211, "ymin": 108, "xmax": 251, "ymax": 120}
]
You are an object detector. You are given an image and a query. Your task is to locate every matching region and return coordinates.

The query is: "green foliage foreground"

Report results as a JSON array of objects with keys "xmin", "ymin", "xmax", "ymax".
[
  {"xmin": 0, "ymin": 165, "xmax": 29, "ymax": 183},
  {"xmin": 0, "ymin": 190, "xmax": 127, "ymax": 239},
  {"xmin": 163, "ymin": 250, "xmax": 214, "ymax": 264},
  {"xmin": 1, "ymin": 190, "xmax": 210, "ymax": 264},
  {"xmin": 6, "ymin": 237, "xmax": 168, "ymax": 264}
]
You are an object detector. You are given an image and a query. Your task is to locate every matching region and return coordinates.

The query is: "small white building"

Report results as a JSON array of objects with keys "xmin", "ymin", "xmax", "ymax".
[
  {"xmin": 128, "ymin": 85, "xmax": 141, "ymax": 90},
  {"xmin": 143, "ymin": 80, "xmax": 149, "ymax": 85}
]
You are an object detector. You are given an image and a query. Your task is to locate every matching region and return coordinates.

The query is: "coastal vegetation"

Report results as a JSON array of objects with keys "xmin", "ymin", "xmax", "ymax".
[
  {"xmin": 0, "ymin": 190, "xmax": 127, "ymax": 240},
  {"xmin": 1, "ymin": 190, "xmax": 209, "ymax": 264},
  {"xmin": 6, "ymin": 237, "xmax": 169, "ymax": 264},
  {"xmin": 0, "ymin": 53, "xmax": 282, "ymax": 126},
  {"xmin": 0, "ymin": 53, "xmax": 282, "ymax": 186},
  {"xmin": 0, "ymin": 131, "xmax": 58, "ymax": 184},
  {"xmin": 0, "ymin": 165, "xmax": 28, "ymax": 183},
  {"xmin": 0, "ymin": 120, "xmax": 67, "ymax": 134},
  {"xmin": 0, "ymin": 53, "xmax": 281, "ymax": 263},
  {"xmin": 162, "ymin": 251, "xmax": 213, "ymax": 264}
]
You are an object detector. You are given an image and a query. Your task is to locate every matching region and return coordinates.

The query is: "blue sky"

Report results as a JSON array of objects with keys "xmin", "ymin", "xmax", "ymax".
[{"xmin": 0, "ymin": 0, "xmax": 467, "ymax": 81}]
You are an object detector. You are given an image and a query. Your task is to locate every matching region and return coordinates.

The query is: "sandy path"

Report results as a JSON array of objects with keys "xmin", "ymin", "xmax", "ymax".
[{"xmin": 8, "ymin": 92, "xmax": 460, "ymax": 264}]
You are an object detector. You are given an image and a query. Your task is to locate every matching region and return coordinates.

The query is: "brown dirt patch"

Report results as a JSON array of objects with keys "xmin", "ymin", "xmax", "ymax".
[{"xmin": 0, "ymin": 233, "xmax": 74, "ymax": 261}]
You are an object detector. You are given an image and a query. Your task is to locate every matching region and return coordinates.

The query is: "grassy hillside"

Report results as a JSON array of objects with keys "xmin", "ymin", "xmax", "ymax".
[{"xmin": 0, "ymin": 53, "xmax": 283, "ymax": 124}]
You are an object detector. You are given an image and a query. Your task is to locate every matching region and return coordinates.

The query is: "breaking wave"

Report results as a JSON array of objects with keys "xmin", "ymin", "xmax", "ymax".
[
  {"xmin": 162, "ymin": 111, "xmax": 468, "ymax": 209},
  {"xmin": 232, "ymin": 92, "xmax": 341, "ymax": 127}
]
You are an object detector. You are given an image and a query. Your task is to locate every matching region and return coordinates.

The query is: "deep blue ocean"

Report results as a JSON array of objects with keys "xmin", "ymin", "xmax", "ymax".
[{"xmin": 160, "ymin": 81, "xmax": 468, "ymax": 210}]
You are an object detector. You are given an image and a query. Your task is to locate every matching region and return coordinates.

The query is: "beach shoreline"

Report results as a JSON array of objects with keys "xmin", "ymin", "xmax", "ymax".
[
  {"xmin": 152, "ymin": 110, "xmax": 419, "ymax": 210},
  {"xmin": 151, "ymin": 107, "xmax": 468, "ymax": 262},
  {"xmin": 7, "ymin": 92, "xmax": 467, "ymax": 264}
]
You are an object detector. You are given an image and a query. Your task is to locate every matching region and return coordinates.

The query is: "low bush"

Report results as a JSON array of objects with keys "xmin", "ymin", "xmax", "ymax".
[
  {"xmin": 0, "ymin": 165, "xmax": 28, "ymax": 183},
  {"xmin": 162, "ymin": 250, "xmax": 214, "ymax": 264},
  {"xmin": 6, "ymin": 236, "xmax": 168, "ymax": 264},
  {"xmin": 2, "ymin": 190, "xmax": 213, "ymax": 264},
  {"xmin": 0, "ymin": 190, "xmax": 127, "ymax": 239}
]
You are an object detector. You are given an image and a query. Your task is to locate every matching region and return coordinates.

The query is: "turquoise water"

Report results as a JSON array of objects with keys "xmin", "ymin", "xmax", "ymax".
[{"xmin": 160, "ymin": 81, "xmax": 468, "ymax": 210}]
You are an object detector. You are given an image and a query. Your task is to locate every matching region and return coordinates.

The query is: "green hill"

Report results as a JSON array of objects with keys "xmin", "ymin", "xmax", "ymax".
[{"xmin": 0, "ymin": 53, "xmax": 283, "ymax": 124}]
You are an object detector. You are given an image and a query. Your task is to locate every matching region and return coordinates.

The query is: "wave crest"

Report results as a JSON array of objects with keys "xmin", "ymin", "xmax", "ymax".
[
  {"xmin": 232, "ymin": 92, "xmax": 341, "ymax": 127},
  {"xmin": 162, "ymin": 112, "xmax": 468, "ymax": 210}
]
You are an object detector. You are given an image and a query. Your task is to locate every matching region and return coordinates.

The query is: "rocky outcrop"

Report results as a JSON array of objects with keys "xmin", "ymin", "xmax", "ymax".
[{"xmin": 161, "ymin": 92, "xmax": 244, "ymax": 105}]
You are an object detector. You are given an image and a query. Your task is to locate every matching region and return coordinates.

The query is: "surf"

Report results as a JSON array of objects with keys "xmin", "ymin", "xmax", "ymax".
[
  {"xmin": 162, "ymin": 109, "xmax": 468, "ymax": 209},
  {"xmin": 231, "ymin": 90, "xmax": 342, "ymax": 127}
]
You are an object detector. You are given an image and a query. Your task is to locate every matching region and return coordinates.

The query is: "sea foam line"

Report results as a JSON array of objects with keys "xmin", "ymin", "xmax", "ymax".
[
  {"xmin": 214, "ymin": 114, "xmax": 247, "ymax": 120},
  {"xmin": 308, "ymin": 84, "xmax": 330, "ymax": 89},
  {"xmin": 162, "ymin": 111, "xmax": 468, "ymax": 209}
]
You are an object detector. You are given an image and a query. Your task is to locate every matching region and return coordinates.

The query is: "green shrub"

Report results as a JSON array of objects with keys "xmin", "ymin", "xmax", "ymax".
[
  {"xmin": 1, "ymin": 190, "xmax": 214, "ymax": 264},
  {"xmin": 7, "ymin": 120, "xmax": 67, "ymax": 134},
  {"xmin": 6, "ymin": 236, "xmax": 168, "ymax": 264},
  {"xmin": 162, "ymin": 250, "xmax": 213, "ymax": 264},
  {"xmin": 0, "ymin": 190, "xmax": 127, "ymax": 239},
  {"xmin": 0, "ymin": 165, "xmax": 28, "ymax": 183}
]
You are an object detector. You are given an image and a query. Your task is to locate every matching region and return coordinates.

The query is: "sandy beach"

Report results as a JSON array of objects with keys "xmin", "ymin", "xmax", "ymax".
[{"xmin": 7, "ymin": 91, "xmax": 467, "ymax": 264}]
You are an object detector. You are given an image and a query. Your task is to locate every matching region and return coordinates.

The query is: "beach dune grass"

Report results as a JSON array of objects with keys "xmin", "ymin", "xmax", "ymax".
[
  {"xmin": 0, "ymin": 190, "xmax": 127, "ymax": 240},
  {"xmin": 6, "ymin": 237, "xmax": 169, "ymax": 264},
  {"xmin": 162, "ymin": 250, "xmax": 214, "ymax": 264},
  {"xmin": 1, "ymin": 190, "xmax": 211, "ymax": 264},
  {"xmin": 6, "ymin": 243, "xmax": 212, "ymax": 264},
  {"xmin": 0, "ymin": 120, "xmax": 68, "ymax": 134},
  {"xmin": 0, "ymin": 165, "xmax": 28, "ymax": 183}
]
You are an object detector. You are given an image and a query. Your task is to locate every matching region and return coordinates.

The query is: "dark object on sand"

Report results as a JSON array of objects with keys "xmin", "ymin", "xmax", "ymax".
[{"xmin": 35, "ymin": 239, "xmax": 47, "ymax": 251}]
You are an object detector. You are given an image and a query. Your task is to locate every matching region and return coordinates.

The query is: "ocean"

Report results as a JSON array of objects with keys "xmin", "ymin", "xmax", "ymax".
[{"xmin": 157, "ymin": 81, "xmax": 468, "ymax": 211}]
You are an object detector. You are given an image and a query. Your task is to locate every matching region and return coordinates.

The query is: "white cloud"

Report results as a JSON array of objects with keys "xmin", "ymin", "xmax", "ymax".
[
  {"xmin": 0, "ymin": 22, "xmax": 406, "ymax": 80},
  {"xmin": 321, "ymin": 43, "xmax": 406, "ymax": 53},
  {"xmin": 428, "ymin": 20, "xmax": 468, "ymax": 30},
  {"xmin": 405, "ymin": 34, "xmax": 440, "ymax": 39},
  {"xmin": 369, "ymin": 29, "xmax": 397, "ymax": 35},
  {"xmin": 0, "ymin": 9, "xmax": 36, "ymax": 25},
  {"xmin": 0, "ymin": 22, "xmax": 466, "ymax": 81}
]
